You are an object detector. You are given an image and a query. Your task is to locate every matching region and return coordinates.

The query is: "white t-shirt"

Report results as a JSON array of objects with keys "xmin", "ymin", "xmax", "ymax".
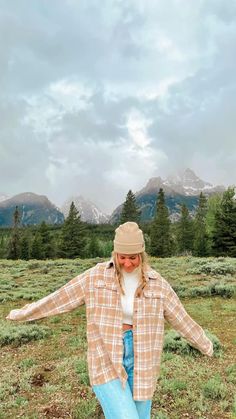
[{"xmin": 120, "ymin": 267, "xmax": 140, "ymax": 325}]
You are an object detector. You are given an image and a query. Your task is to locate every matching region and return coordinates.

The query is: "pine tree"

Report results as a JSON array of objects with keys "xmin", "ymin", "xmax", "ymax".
[
  {"xmin": 193, "ymin": 192, "xmax": 209, "ymax": 256},
  {"xmin": 177, "ymin": 204, "xmax": 194, "ymax": 254},
  {"xmin": 20, "ymin": 235, "xmax": 31, "ymax": 260},
  {"xmin": 211, "ymin": 187, "xmax": 236, "ymax": 256},
  {"xmin": 101, "ymin": 240, "xmax": 113, "ymax": 257},
  {"xmin": 60, "ymin": 202, "xmax": 86, "ymax": 258},
  {"xmin": 0, "ymin": 235, "xmax": 6, "ymax": 258},
  {"xmin": 205, "ymin": 193, "xmax": 222, "ymax": 251},
  {"xmin": 87, "ymin": 235, "xmax": 102, "ymax": 258},
  {"xmin": 120, "ymin": 190, "xmax": 140, "ymax": 224},
  {"xmin": 39, "ymin": 221, "xmax": 54, "ymax": 258},
  {"xmin": 7, "ymin": 206, "xmax": 21, "ymax": 259},
  {"xmin": 31, "ymin": 232, "xmax": 44, "ymax": 259},
  {"xmin": 150, "ymin": 188, "xmax": 171, "ymax": 257}
]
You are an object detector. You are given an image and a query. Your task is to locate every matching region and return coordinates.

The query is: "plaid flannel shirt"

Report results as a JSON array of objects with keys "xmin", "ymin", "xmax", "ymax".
[{"xmin": 6, "ymin": 260, "xmax": 213, "ymax": 401}]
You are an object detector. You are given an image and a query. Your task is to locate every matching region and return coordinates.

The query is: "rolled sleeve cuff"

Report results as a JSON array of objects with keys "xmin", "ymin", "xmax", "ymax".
[
  {"xmin": 205, "ymin": 341, "xmax": 214, "ymax": 357},
  {"xmin": 6, "ymin": 309, "xmax": 26, "ymax": 321}
]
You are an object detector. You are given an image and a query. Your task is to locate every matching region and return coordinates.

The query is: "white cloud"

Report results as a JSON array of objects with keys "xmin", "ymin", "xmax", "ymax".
[
  {"xmin": 23, "ymin": 79, "xmax": 93, "ymax": 137},
  {"xmin": 49, "ymin": 79, "xmax": 93, "ymax": 112}
]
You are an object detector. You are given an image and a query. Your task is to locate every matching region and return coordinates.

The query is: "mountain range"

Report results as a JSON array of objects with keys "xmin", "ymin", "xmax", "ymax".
[
  {"xmin": 0, "ymin": 169, "xmax": 226, "ymax": 227},
  {"xmin": 110, "ymin": 168, "xmax": 225, "ymax": 223}
]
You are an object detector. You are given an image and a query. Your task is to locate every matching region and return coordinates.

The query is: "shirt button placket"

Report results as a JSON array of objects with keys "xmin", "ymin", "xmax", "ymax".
[{"xmin": 133, "ymin": 313, "xmax": 138, "ymax": 382}]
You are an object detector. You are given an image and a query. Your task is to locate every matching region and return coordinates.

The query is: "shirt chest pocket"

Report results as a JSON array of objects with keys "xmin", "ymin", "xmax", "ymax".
[
  {"xmin": 94, "ymin": 281, "xmax": 118, "ymax": 307},
  {"xmin": 141, "ymin": 289, "xmax": 163, "ymax": 316}
]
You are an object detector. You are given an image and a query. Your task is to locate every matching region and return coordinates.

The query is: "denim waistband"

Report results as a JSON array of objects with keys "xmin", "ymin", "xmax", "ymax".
[{"xmin": 123, "ymin": 328, "xmax": 133, "ymax": 337}]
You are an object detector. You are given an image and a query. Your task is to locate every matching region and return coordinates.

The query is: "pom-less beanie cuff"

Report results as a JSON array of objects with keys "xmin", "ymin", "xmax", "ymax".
[
  {"xmin": 114, "ymin": 242, "xmax": 145, "ymax": 254},
  {"xmin": 113, "ymin": 222, "xmax": 145, "ymax": 254}
]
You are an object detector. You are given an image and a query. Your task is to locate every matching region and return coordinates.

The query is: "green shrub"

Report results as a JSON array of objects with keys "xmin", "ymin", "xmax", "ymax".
[
  {"xmin": 163, "ymin": 330, "xmax": 200, "ymax": 356},
  {"xmin": 12, "ymin": 396, "xmax": 29, "ymax": 407},
  {"xmin": 161, "ymin": 377, "xmax": 187, "ymax": 394},
  {"xmin": 0, "ymin": 321, "xmax": 52, "ymax": 347},
  {"xmin": 212, "ymin": 284, "xmax": 235, "ymax": 298},
  {"xmin": 202, "ymin": 374, "xmax": 227, "ymax": 400},
  {"xmin": 60, "ymin": 325, "xmax": 73, "ymax": 332},
  {"xmin": 0, "ymin": 282, "xmax": 17, "ymax": 290},
  {"xmin": 27, "ymin": 262, "xmax": 40, "ymax": 269},
  {"xmin": 188, "ymin": 283, "xmax": 235, "ymax": 299},
  {"xmin": 163, "ymin": 330, "xmax": 221, "ymax": 357},
  {"xmin": 0, "ymin": 294, "xmax": 15, "ymax": 303},
  {"xmin": 49, "ymin": 316, "xmax": 61, "ymax": 324},
  {"xmin": 18, "ymin": 358, "xmax": 37, "ymax": 370},
  {"xmin": 189, "ymin": 286, "xmax": 212, "ymax": 298},
  {"xmin": 232, "ymin": 395, "xmax": 236, "ymax": 415},
  {"xmin": 205, "ymin": 330, "xmax": 222, "ymax": 356},
  {"xmin": 187, "ymin": 259, "xmax": 236, "ymax": 275},
  {"xmin": 13, "ymin": 291, "xmax": 43, "ymax": 301},
  {"xmin": 172, "ymin": 285, "xmax": 187, "ymax": 297},
  {"xmin": 225, "ymin": 364, "xmax": 236, "ymax": 384}
]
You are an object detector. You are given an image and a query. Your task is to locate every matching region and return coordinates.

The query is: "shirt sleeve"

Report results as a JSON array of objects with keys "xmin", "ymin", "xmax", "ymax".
[
  {"xmin": 5, "ymin": 271, "xmax": 87, "ymax": 322},
  {"xmin": 163, "ymin": 283, "xmax": 213, "ymax": 357}
]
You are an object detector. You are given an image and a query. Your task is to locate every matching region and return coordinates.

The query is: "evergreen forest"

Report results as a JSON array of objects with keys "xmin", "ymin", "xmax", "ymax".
[{"xmin": 0, "ymin": 187, "xmax": 235, "ymax": 260}]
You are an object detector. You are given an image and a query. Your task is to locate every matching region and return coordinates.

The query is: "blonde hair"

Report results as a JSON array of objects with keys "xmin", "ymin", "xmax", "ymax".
[{"xmin": 112, "ymin": 251, "xmax": 149, "ymax": 297}]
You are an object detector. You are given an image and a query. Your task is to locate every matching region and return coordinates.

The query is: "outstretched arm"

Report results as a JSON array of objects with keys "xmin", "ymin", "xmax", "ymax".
[
  {"xmin": 164, "ymin": 284, "xmax": 213, "ymax": 356},
  {"xmin": 6, "ymin": 271, "xmax": 88, "ymax": 322}
]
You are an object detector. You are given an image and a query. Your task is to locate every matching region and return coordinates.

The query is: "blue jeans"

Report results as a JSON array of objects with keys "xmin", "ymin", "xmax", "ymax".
[{"xmin": 92, "ymin": 329, "xmax": 152, "ymax": 419}]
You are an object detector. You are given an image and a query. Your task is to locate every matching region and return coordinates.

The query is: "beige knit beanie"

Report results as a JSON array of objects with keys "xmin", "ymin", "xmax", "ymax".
[{"xmin": 113, "ymin": 222, "xmax": 145, "ymax": 254}]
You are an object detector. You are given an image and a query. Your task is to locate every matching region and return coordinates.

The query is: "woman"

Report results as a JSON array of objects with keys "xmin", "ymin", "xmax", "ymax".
[{"xmin": 6, "ymin": 222, "xmax": 213, "ymax": 419}]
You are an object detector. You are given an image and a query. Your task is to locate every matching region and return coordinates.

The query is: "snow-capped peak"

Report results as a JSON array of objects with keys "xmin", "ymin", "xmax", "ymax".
[{"xmin": 61, "ymin": 196, "xmax": 109, "ymax": 224}]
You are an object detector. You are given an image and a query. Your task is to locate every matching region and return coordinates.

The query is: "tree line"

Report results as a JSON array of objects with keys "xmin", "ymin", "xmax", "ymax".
[
  {"xmin": 0, "ymin": 187, "xmax": 235, "ymax": 260},
  {"xmin": 0, "ymin": 202, "xmax": 113, "ymax": 260},
  {"xmin": 117, "ymin": 187, "xmax": 236, "ymax": 257}
]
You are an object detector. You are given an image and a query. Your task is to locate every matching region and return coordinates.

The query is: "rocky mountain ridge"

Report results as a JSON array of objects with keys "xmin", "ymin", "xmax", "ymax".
[
  {"xmin": 0, "ymin": 169, "xmax": 227, "ymax": 226},
  {"xmin": 0, "ymin": 193, "xmax": 64, "ymax": 226},
  {"xmin": 110, "ymin": 169, "xmax": 226, "ymax": 223},
  {"xmin": 61, "ymin": 196, "xmax": 109, "ymax": 224},
  {"xmin": 137, "ymin": 168, "xmax": 225, "ymax": 197}
]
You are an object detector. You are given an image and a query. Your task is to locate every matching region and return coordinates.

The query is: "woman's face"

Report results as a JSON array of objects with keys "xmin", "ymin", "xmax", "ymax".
[{"xmin": 117, "ymin": 254, "xmax": 140, "ymax": 273}]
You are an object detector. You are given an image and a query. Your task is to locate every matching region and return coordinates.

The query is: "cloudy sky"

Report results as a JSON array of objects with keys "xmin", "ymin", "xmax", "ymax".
[{"xmin": 0, "ymin": 0, "xmax": 236, "ymax": 214}]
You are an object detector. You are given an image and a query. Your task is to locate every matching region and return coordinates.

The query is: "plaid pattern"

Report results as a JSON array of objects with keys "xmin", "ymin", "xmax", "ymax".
[{"xmin": 6, "ymin": 261, "xmax": 213, "ymax": 401}]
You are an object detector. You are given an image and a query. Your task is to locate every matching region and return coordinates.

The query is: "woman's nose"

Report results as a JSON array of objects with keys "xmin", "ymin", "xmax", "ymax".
[{"xmin": 124, "ymin": 259, "xmax": 132, "ymax": 267}]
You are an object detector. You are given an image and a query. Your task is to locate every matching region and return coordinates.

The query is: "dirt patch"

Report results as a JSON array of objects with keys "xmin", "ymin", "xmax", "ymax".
[
  {"xmin": 30, "ymin": 372, "xmax": 48, "ymax": 387},
  {"xmin": 40, "ymin": 403, "xmax": 70, "ymax": 418}
]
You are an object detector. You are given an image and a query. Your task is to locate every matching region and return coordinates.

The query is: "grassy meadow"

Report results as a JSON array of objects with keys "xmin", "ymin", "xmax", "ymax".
[{"xmin": 1, "ymin": 257, "xmax": 236, "ymax": 419}]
